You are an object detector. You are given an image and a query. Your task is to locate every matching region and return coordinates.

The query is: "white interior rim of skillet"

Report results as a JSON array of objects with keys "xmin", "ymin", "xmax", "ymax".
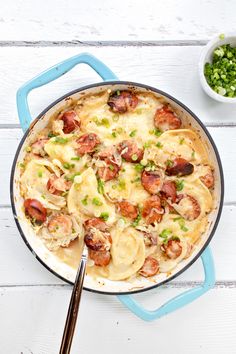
[{"xmin": 10, "ymin": 81, "xmax": 224, "ymax": 295}]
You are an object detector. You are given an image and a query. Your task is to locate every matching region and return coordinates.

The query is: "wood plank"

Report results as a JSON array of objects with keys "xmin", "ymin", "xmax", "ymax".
[
  {"xmin": 0, "ymin": 127, "xmax": 234, "ymax": 206},
  {"xmin": 0, "ymin": 0, "xmax": 233, "ymax": 41},
  {"xmin": 0, "ymin": 204, "xmax": 235, "ymax": 286},
  {"xmin": 1, "ymin": 46, "xmax": 236, "ymax": 125},
  {"xmin": 0, "ymin": 285, "xmax": 235, "ymax": 353}
]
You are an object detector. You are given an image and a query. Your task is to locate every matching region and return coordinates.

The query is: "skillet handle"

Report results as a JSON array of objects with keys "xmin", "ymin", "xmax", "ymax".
[
  {"xmin": 16, "ymin": 52, "xmax": 118, "ymax": 132},
  {"xmin": 118, "ymin": 247, "xmax": 215, "ymax": 321}
]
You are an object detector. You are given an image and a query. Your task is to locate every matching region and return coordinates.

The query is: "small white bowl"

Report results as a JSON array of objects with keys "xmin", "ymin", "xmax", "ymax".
[{"xmin": 199, "ymin": 33, "xmax": 236, "ymax": 103}]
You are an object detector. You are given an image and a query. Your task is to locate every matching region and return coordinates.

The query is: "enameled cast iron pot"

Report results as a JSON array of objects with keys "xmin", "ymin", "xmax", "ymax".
[{"xmin": 10, "ymin": 53, "xmax": 224, "ymax": 321}]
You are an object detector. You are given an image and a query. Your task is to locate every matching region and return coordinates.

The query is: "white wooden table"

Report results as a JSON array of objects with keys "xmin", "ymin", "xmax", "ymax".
[{"xmin": 1, "ymin": 1, "xmax": 236, "ymax": 353}]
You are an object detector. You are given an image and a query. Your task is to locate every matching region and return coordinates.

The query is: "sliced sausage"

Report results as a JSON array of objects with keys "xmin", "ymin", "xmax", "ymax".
[
  {"xmin": 47, "ymin": 214, "xmax": 73, "ymax": 236},
  {"xmin": 143, "ymin": 232, "xmax": 158, "ymax": 246},
  {"xmin": 200, "ymin": 170, "xmax": 214, "ymax": 189},
  {"xmin": 76, "ymin": 133, "xmax": 100, "ymax": 155},
  {"xmin": 84, "ymin": 217, "xmax": 108, "ymax": 232},
  {"xmin": 154, "ymin": 105, "xmax": 181, "ymax": 131},
  {"xmin": 88, "ymin": 249, "xmax": 111, "ymax": 267},
  {"xmin": 117, "ymin": 140, "xmax": 144, "ymax": 163},
  {"xmin": 84, "ymin": 217, "xmax": 112, "ymax": 251},
  {"xmin": 177, "ymin": 194, "xmax": 201, "ymax": 221},
  {"xmin": 108, "ymin": 91, "xmax": 139, "ymax": 113},
  {"xmin": 165, "ymin": 158, "xmax": 194, "ymax": 176},
  {"xmin": 47, "ymin": 175, "xmax": 72, "ymax": 195},
  {"xmin": 139, "ymin": 256, "xmax": 159, "ymax": 277},
  {"xmin": 117, "ymin": 200, "xmax": 139, "ymax": 220},
  {"xmin": 141, "ymin": 170, "xmax": 163, "ymax": 194},
  {"xmin": 84, "ymin": 228, "xmax": 112, "ymax": 251},
  {"xmin": 24, "ymin": 198, "xmax": 47, "ymax": 223},
  {"xmin": 60, "ymin": 110, "xmax": 80, "ymax": 134},
  {"xmin": 142, "ymin": 195, "xmax": 164, "ymax": 224},
  {"xmin": 161, "ymin": 180, "xmax": 177, "ymax": 203},
  {"xmin": 96, "ymin": 147, "xmax": 121, "ymax": 182},
  {"xmin": 31, "ymin": 138, "xmax": 49, "ymax": 157},
  {"xmin": 161, "ymin": 239, "xmax": 182, "ymax": 259}
]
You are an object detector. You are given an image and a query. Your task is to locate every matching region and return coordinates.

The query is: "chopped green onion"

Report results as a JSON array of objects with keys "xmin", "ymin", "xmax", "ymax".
[
  {"xmin": 111, "ymin": 131, "xmax": 117, "ymax": 138},
  {"xmin": 204, "ymin": 44, "xmax": 236, "ymax": 97},
  {"xmin": 53, "ymin": 137, "xmax": 68, "ymax": 144},
  {"xmin": 71, "ymin": 156, "xmax": 81, "ymax": 161},
  {"xmin": 166, "ymin": 159, "xmax": 173, "ymax": 167},
  {"xmin": 134, "ymin": 163, "xmax": 144, "ymax": 172},
  {"xmin": 129, "ymin": 130, "xmax": 137, "ymax": 137},
  {"xmin": 48, "ymin": 132, "xmax": 57, "ymax": 138},
  {"xmin": 191, "ymin": 150, "xmax": 195, "ymax": 159},
  {"xmin": 118, "ymin": 179, "xmax": 126, "ymax": 190},
  {"xmin": 65, "ymin": 172, "xmax": 81, "ymax": 182},
  {"xmin": 154, "ymin": 128, "xmax": 163, "ymax": 137},
  {"xmin": 19, "ymin": 162, "xmax": 25, "ymax": 169},
  {"xmin": 174, "ymin": 217, "xmax": 188, "ymax": 232},
  {"xmin": 131, "ymin": 208, "xmax": 142, "ymax": 227},
  {"xmin": 143, "ymin": 140, "xmax": 154, "ymax": 149},
  {"xmin": 93, "ymin": 117, "xmax": 110, "ymax": 128},
  {"xmin": 97, "ymin": 178, "xmax": 105, "ymax": 194},
  {"xmin": 38, "ymin": 170, "xmax": 43, "ymax": 178},
  {"xmin": 100, "ymin": 212, "xmax": 109, "ymax": 221},
  {"xmin": 179, "ymin": 137, "xmax": 185, "ymax": 145},
  {"xmin": 156, "ymin": 142, "xmax": 163, "ymax": 148},
  {"xmin": 92, "ymin": 197, "xmax": 103, "ymax": 206},
  {"xmin": 109, "ymin": 164, "xmax": 115, "ymax": 171},
  {"xmin": 175, "ymin": 179, "xmax": 184, "ymax": 191},
  {"xmin": 159, "ymin": 229, "xmax": 172, "ymax": 244},
  {"xmin": 63, "ymin": 162, "xmax": 74, "ymax": 169},
  {"xmin": 81, "ymin": 195, "xmax": 88, "ymax": 206}
]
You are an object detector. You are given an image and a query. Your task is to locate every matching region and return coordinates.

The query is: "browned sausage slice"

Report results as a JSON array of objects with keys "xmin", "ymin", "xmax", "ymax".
[
  {"xmin": 117, "ymin": 200, "xmax": 139, "ymax": 220},
  {"xmin": 84, "ymin": 217, "xmax": 112, "ymax": 251},
  {"xmin": 108, "ymin": 91, "xmax": 139, "ymax": 113},
  {"xmin": 96, "ymin": 147, "xmax": 121, "ymax": 182},
  {"xmin": 161, "ymin": 180, "xmax": 177, "ymax": 202},
  {"xmin": 177, "ymin": 195, "xmax": 201, "ymax": 221},
  {"xmin": 47, "ymin": 214, "xmax": 73, "ymax": 235},
  {"xmin": 84, "ymin": 229, "xmax": 112, "ymax": 251},
  {"xmin": 142, "ymin": 195, "xmax": 163, "ymax": 224},
  {"xmin": 161, "ymin": 239, "xmax": 182, "ymax": 259},
  {"xmin": 24, "ymin": 198, "xmax": 47, "ymax": 223},
  {"xmin": 165, "ymin": 158, "xmax": 194, "ymax": 176},
  {"xmin": 141, "ymin": 170, "xmax": 163, "ymax": 194},
  {"xmin": 88, "ymin": 249, "xmax": 111, "ymax": 266},
  {"xmin": 76, "ymin": 133, "xmax": 100, "ymax": 155},
  {"xmin": 200, "ymin": 170, "xmax": 214, "ymax": 189},
  {"xmin": 139, "ymin": 256, "xmax": 159, "ymax": 277},
  {"xmin": 84, "ymin": 217, "xmax": 108, "ymax": 232},
  {"xmin": 47, "ymin": 175, "xmax": 72, "ymax": 195},
  {"xmin": 31, "ymin": 138, "xmax": 49, "ymax": 157},
  {"xmin": 117, "ymin": 140, "xmax": 144, "ymax": 163},
  {"xmin": 154, "ymin": 105, "xmax": 181, "ymax": 131},
  {"xmin": 60, "ymin": 110, "xmax": 80, "ymax": 134}
]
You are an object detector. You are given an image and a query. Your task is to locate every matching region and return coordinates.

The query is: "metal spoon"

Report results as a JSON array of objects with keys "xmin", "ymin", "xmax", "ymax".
[{"xmin": 59, "ymin": 242, "xmax": 86, "ymax": 354}]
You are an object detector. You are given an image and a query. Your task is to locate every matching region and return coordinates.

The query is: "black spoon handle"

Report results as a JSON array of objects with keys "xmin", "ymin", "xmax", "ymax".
[{"xmin": 59, "ymin": 256, "xmax": 87, "ymax": 354}]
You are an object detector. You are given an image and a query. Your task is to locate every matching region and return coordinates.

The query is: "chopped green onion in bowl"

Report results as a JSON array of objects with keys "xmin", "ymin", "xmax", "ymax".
[{"xmin": 204, "ymin": 44, "xmax": 236, "ymax": 98}]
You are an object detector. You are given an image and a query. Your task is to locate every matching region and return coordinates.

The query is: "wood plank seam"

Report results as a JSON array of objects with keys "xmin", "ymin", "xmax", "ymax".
[
  {"xmin": 1, "ymin": 281, "xmax": 236, "ymax": 289},
  {"xmin": 0, "ymin": 40, "xmax": 209, "ymax": 47}
]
